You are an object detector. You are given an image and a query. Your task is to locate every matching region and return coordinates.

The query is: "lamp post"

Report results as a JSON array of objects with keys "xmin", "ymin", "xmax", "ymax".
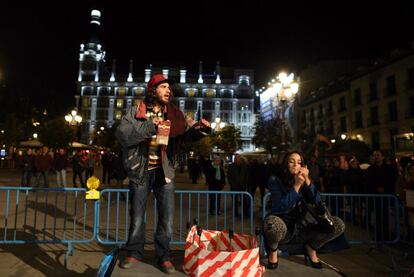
[
  {"xmin": 210, "ymin": 116, "xmax": 226, "ymax": 153},
  {"xmin": 210, "ymin": 116, "xmax": 226, "ymax": 132},
  {"xmin": 65, "ymin": 109, "xmax": 83, "ymax": 142},
  {"xmin": 269, "ymin": 72, "xmax": 299, "ymax": 150}
]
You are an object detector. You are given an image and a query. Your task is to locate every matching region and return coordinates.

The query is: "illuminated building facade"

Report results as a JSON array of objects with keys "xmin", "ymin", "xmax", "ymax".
[{"xmin": 75, "ymin": 10, "xmax": 256, "ymax": 151}]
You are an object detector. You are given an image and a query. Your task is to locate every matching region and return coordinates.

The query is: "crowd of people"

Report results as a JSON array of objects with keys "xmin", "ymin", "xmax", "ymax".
[{"xmin": 17, "ymin": 146, "xmax": 126, "ymax": 188}]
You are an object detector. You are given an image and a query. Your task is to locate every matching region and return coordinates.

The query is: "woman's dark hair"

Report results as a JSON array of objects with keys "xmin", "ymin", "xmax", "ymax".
[{"xmin": 280, "ymin": 150, "xmax": 305, "ymax": 186}]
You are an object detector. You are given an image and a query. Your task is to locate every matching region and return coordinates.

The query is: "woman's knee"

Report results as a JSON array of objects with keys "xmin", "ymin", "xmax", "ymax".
[{"xmin": 263, "ymin": 216, "xmax": 287, "ymax": 250}]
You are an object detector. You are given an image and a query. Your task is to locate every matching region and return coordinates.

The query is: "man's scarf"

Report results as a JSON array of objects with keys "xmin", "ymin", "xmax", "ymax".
[{"xmin": 135, "ymin": 101, "xmax": 186, "ymax": 137}]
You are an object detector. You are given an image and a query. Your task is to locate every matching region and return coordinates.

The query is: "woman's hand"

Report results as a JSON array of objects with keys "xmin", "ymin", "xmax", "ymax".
[{"xmin": 298, "ymin": 166, "xmax": 311, "ymax": 186}]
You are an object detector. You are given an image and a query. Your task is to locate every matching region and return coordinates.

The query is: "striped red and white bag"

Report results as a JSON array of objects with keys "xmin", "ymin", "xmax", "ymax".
[{"xmin": 183, "ymin": 226, "xmax": 265, "ymax": 277}]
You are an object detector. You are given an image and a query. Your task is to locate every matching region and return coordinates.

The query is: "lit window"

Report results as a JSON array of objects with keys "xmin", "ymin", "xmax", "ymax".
[
  {"xmin": 82, "ymin": 97, "xmax": 90, "ymax": 107},
  {"xmin": 187, "ymin": 88, "xmax": 196, "ymax": 97},
  {"xmin": 116, "ymin": 99, "xmax": 124, "ymax": 108},
  {"xmin": 134, "ymin": 87, "xmax": 144, "ymax": 96},
  {"xmin": 117, "ymin": 87, "xmax": 126, "ymax": 96},
  {"xmin": 205, "ymin": 89, "xmax": 216, "ymax": 97},
  {"xmin": 115, "ymin": 110, "xmax": 122, "ymax": 120}
]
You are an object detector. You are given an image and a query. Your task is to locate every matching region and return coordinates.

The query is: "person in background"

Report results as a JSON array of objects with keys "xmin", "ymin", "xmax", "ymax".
[
  {"xmin": 227, "ymin": 154, "xmax": 249, "ymax": 217},
  {"xmin": 54, "ymin": 148, "xmax": 68, "ymax": 187},
  {"xmin": 34, "ymin": 146, "xmax": 53, "ymax": 188},
  {"xmin": 71, "ymin": 150, "xmax": 85, "ymax": 188},
  {"xmin": 365, "ymin": 150, "xmax": 398, "ymax": 242},
  {"xmin": 205, "ymin": 155, "xmax": 226, "ymax": 215},
  {"xmin": 20, "ymin": 148, "xmax": 35, "ymax": 186}
]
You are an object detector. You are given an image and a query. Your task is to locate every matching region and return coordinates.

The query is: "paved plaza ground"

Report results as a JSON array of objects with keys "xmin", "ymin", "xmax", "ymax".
[{"xmin": 0, "ymin": 167, "xmax": 413, "ymax": 276}]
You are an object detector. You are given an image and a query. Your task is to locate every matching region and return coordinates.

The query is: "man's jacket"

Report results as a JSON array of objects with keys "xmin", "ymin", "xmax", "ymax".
[{"xmin": 115, "ymin": 104, "xmax": 208, "ymax": 185}]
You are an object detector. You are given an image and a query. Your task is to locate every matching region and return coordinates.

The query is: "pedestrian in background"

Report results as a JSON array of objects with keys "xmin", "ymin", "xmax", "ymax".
[
  {"xmin": 34, "ymin": 146, "xmax": 53, "ymax": 188},
  {"xmin": 54, "ymin": 148, "xmax": 68, "ymax": 187}
]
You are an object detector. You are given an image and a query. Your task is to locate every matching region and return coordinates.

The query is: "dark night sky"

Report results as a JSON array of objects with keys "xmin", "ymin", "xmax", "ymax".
[{"xmin": 0, "ymin": 1, "xmax": 412, "ymax": 116}]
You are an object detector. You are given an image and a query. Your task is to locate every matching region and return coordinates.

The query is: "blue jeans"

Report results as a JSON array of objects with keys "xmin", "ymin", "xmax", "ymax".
[{"xmin": 126, "ymin": 168, "xmax": 175, "ymax": 262}]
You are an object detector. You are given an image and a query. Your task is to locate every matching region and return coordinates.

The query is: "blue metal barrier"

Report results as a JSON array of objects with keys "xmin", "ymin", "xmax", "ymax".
[
  {"xmin": 261, "ymin": 192, "xmax": 402, "ymax": 245},
  {"xmin": 95, "ymin": 190, "xmax": 254, "ymax": 246},
  {"xmin": 0, "ymin": 186, "xmax": 96, "ymax": 267}
]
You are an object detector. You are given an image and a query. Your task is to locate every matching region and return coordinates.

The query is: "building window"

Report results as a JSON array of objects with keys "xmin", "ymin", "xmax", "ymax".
[
  {"xmin": 83, "ymin": 86, "xmax": 94, "ymax": 96},
  {"xmin": 338, "ymin": 96, "xmax": 346, "ymax": 112},
  {"xmin": 98, "ymin": 87, "xmax": 110, "ymax": 96},
  {"xmin": 185, "ymin": 99, "xmax": 196, "ymax": 110},
  {"xmin": 97, "ymin": 98, "xmax": 108, "ymax": 108},
  {"xmin": 185, "ymin": 88, "xmax": 198, "ymax": 97},
  {"xmin": 388, "ymin": 101, "xmax": 398, "ymax": 121},
  {"xmin": 221, "ymin": 101, "xmax": 232, "ymax": 110},
  {"xmin": 370, "ymin": 106, "xmax": 379, "ymax": 125},
  {"xmin": 115, "ymin": 110, "xmax": 122, "ymax": 120},
  {"xmin": 386, "ymin": 75, "xmax": 396, "ymax": 96},
  {"xmin": 317, "ymin": 104, "xmax": 323, "ymax": 118},
  {"xmin": 353, "ymin": 88, "xmax": 361, "ymax": 105},
  {"xmin": 327, "ymin": 101, "xmax": 333, "ymax": 115},
  {"xmin": 116, "ymin": 99, "xmax": 124, "ymax": 108},
  {"xmin": 340, "ymin": 116, "xmax": 347, "ymax": 132},
  {"xmin": 203, "ymin": 101, "xmax": 214, "ymax": 110},
  {"xmin": 369, "ymin": 82, "xmax": 378, "ymax": 101},
  {"xmin": 355, "ymin": 110, "xmax": 363, "ymax": 128},
  {"xmin": 82, "ymin": 97, "xmax": 90, "ymax": 107},
  {"xmin": 115, "ymin": 87, "xmax": 126, "ymax": 97},
  {"xmin": 133, "ymin": 87, "xmax": 145, "ymax": 96},
  {"xmin": 203, "ymin": 89, "xmax": 216, "ymax": 98}
]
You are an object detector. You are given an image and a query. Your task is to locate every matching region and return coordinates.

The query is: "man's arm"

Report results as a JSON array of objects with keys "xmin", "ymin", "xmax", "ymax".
[{"xmin": 115, "ymin": 106, "xmax": 156, "ymax": 148}]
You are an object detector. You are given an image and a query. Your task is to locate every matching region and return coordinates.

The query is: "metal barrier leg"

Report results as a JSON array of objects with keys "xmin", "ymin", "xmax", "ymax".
[{"xmin": 64, "ymin": 242, "xmax": 74, "ymax": 268}]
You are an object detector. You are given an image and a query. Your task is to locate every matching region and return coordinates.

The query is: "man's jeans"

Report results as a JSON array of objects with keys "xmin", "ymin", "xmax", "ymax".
[
  {"xmin": 56, "ymin": 169, "xmax": 67, "ymax": 187},
  {"xmin": 35, "ymin": 170, "xmax": 49, "ymax": 188},
  {"xmin": 126, "ymin": 168, "xmax": 175, "ymax": 262}
]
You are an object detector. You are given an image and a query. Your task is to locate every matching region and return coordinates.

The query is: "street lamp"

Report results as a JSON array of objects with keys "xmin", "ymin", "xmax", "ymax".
[
  {"xmin": 65, "ymin": 109, "xmax": 83, "ymax": 142},
  {"xmin": 210, "ymin": 116, "xmax": 226, "ymax": 132},
  {"xmin": 269, "ymin": 72, "xmax": 299, "ymax": 149},
  {"xmin": 65, "ymin": 110, "xmax": 83, "ymax": 125}
]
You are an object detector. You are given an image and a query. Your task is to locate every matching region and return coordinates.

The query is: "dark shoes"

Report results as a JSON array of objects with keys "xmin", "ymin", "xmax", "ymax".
[
  {"xmin": 119, "ymin": 256, "xmax": 141, "ymax": 269},
  {"xmin": 267, "ymin": 261, "xmax": 279, "ymax": 269},
  {"xmin": 159, "ymin": 260, "xmax": 176, "ymax": 274},
  {"xmin": 304, "ymin": 254, "xmax": 323, "ymax": 269}
]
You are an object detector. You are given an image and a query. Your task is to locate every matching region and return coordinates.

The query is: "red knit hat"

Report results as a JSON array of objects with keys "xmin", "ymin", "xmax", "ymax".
[{"xmin": 147, "ymin": 74, "xmax": 174, "ymax": 91}]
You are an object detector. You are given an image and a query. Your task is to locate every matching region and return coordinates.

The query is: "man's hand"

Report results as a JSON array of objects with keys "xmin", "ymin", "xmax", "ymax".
[
  {"xmin": 153, "ymin": 117, "xmax": 162, "ymax": 126},
  {"xmin": 200, "ymin": 118, "xmax": 210, "ymax": 127},
  {"xmin": 186, "ymin": 117, "xmax": 196, "ymax": 127}
]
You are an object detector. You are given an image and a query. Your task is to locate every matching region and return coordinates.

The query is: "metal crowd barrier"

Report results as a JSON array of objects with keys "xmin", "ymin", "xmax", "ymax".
[
  {"xmin": 261, "ymin": 192, "xmax": 403, "ymax": 245},
  {"xmin": 0, "ymin": 186, "xmax": 96, "ymax": 267},
  {"xmin": 96, "ymin": 189, "xmax": 254, "ymax": 246},
  {"xmin": 1, "ymin": 187, "xmax": 255, "ymax": 263}
]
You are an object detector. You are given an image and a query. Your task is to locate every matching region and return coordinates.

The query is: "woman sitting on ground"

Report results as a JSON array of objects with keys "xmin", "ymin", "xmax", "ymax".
[{"xmin": 263, "ymin": 150, "xmax": 345, "ymax": 269}]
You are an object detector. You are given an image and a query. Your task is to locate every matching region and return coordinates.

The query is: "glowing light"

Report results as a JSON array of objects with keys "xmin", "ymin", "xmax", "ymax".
[{"xmin": 341, "ymin": 134, "xmax": 347, "ymax": 140}]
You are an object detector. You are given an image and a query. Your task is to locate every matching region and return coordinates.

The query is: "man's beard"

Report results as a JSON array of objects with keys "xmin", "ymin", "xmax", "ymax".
[{"xmin": 155, "ymin": 94, "xmax": 169, "ymax": 105}]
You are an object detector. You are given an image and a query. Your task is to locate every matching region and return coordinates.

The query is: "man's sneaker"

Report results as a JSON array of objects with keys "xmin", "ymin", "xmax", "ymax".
[
  {"xmin": 159, "ymin": 260, "xmax": 176, "ymax": 274},
  {"xmin": 119, "ymin": 256, "xmax": 140, "ymax": 269}
]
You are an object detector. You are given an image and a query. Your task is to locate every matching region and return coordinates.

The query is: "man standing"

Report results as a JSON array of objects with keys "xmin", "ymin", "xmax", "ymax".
[
  {"xmin": 34, "ymin": 146, "xmax": 53, "ymax": 188},
  {"xmin": 227, "ymin": 154, "xmax": 249, "ymax": 216},
  {"xmin": 115, "ymin": 74, "xmax": 210, "ymax": 273},
  {"xmin": 365, "ymin": 150, "xmax": 397, "ymax": 242},
  {"xmin": 54, "ymin": 148, "xmax": 68, "ymax": 187}
]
